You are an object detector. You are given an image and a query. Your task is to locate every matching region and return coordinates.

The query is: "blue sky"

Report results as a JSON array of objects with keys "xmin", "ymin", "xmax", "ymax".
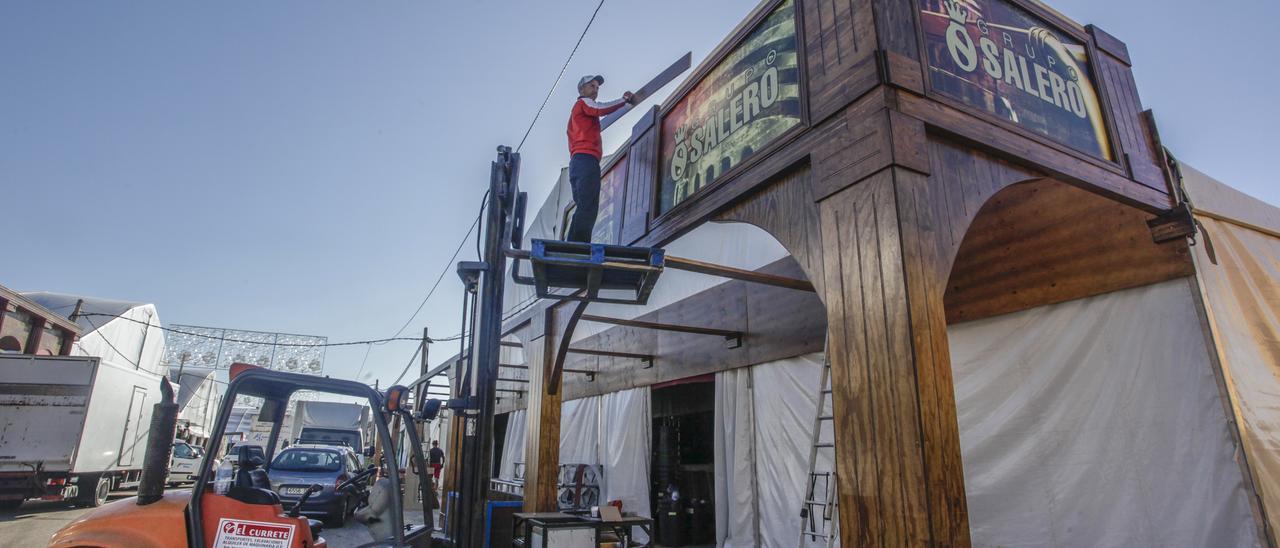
[{"xmin": 3, "ymin": 0, "xmax": 1276, "ymax": 386}]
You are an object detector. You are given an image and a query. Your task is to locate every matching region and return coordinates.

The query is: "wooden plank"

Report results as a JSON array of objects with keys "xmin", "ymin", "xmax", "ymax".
[
  {"xmin": 809, "ymin": 93, "xmax": 893, "ymax": 200},
  {"xmin": 520, "ymin": 309, "xmax": 560, "ymax": 513},
  {"xmin": 871, "ymin": 0, "xmax": 921, "ymax": 61},
  {"xmin": 620, "ymin": 126, "xmax": 656, "ymax": 245},
  {"xmin": 943, "ymin": 178, "xmax": 1195, "ymax": 323},
  {"xmin": 666, "ymin": 255, "xmax": 815, "ymax": 292},
  {"xmin": 817, "ymin": 169, "xmax": 969, "ymax": 546},
  {"xmin": 599, "ymin": 53, "xmax": 691, "ymax": 131},
  {"xmin": 1093, "ymin": 51, "xmax": 1166, "ymax": 192},
  {"xmin": 1087, "ymin": 24, "xmax": 1131, "ymax": 66},
  {"xmin": 580, "ymin": 314, "xmax": 741, "ymax": 340},
  {"xmin": 715, "ymin": 165, "xmax": 825, "ymax": 293},
  {"xmin": 801, "ymin": 0, "xmax": 880, "ymax": 122},
  {"xmin": 895, "ymin": 167, "xmax": 973, "ymax": 544},
  {"xmin": 896, "ymin": 91, "xmax": 1172, "ymax": 213}
]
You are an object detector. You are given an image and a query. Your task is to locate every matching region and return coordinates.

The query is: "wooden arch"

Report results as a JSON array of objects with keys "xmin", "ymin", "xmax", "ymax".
[{"xmin": 716, "ymin": 134, "xmax": 1192, "ymax": 545}]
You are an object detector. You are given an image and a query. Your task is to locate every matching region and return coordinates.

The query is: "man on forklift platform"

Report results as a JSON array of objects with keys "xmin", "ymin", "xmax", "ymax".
[{"xmin": 565, "ymin": 74, "xmax": 633, "ymax": 242}]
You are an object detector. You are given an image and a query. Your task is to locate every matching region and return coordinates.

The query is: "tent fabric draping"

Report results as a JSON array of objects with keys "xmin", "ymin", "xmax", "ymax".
[
  {"xmin": 1183, "ymin": 163, "xmax": 1280, "ymax": 539},
  {"xmin": 715, "ymin": 367, "xmax": 759, "ymax": 547},
  {"xmin": 499, "ymin": 409, "xmax": 528, "ymax": 481},
  {"xmin": 712, "ymin": 280, "xmax": 1258, "ymax": 547},
  {"xmin": 949, "ymin": 278, "xmax": 1260, "ymax": 547},
  {"xmin": 715, "ymin": 353, "xmax": 828, "ymax": 548},
  {"xmin": 496, "ymin": 388, "xmax": 652, "ymax": 533},
  {"xmin": 560, "ymin": 397, "xmax": 601, "ymax": 465},
  {"xmin": 598, "ymin": 388, "xmax": 652, "ymax": 544}
]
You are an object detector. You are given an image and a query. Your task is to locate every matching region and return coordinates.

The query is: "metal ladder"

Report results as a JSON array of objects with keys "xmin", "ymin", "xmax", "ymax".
[{"xmin": 799, "ymin": 350, "xmax": 838, "ymax": 547}]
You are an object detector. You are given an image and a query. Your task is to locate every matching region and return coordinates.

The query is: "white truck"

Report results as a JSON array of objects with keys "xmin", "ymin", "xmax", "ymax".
[
  {"xmin": 289, "ymin": 400, "xmax": 372, "ymax": 453},
  {"xmin": 0, "ymin": 354, "xmax": 165, "ymax": 508}
]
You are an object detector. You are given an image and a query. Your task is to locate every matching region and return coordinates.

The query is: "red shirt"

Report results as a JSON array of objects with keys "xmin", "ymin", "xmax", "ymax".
[{"xmin": 567, "ymin": 97, "xmax": 627, "ymax": 159}]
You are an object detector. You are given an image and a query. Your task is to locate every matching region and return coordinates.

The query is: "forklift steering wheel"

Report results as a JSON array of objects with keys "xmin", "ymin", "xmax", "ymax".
[{"xmin": 337, "ymin": 465, "xmax": 378, "ymax": 494}]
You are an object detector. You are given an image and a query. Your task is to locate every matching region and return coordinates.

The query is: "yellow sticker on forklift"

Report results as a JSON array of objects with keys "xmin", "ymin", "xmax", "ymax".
[{"xmin": 213, "ymin": 518, "xmax": 295, "ymax": 548}]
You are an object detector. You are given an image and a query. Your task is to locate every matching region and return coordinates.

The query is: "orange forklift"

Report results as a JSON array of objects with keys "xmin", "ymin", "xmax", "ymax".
[{"xmin": 49, "ymin": 363, "xmax": 439, "ymax": 547}]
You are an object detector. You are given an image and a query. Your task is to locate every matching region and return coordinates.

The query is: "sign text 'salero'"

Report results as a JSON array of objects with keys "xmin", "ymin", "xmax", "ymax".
[
  {"xmin": 659, "ymin": 0, "xmax": 801, "ymax": 214},
  {"xmin": 919, "ymin": 0, "xmax": 1113, "ymax": 160}
]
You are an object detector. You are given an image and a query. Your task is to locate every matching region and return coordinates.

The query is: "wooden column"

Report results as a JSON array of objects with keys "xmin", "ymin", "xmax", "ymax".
[
  {"xmin": 815, "ymin": 168, "xmax": 969, "ymax": 546},
  {"xmin": 442, "ymin": 361, "xmax": 465, "ymax": 497},
  {"xmin": 521, "ymin": 305, "xmax": 562, "ymax": 512}
]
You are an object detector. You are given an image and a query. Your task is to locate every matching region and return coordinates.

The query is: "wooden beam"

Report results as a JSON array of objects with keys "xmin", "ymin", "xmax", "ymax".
[
  {"xmin": 25, "ymin": 317, "xmax": 45, "ymax": 356},
  {"xmin": 580, "ymin": 314, "xmax": 742, "ymax": 347},
  {"xmin": 666, "ymin": 255, "xmax": 815, "ymax": 292},
  {"xmin": 549, "ymin": 301, "xmax": 589, "ymax": 394},
  {"xmin": 522, "ymin": 308, "xmax": 562, "ymax": 512}
]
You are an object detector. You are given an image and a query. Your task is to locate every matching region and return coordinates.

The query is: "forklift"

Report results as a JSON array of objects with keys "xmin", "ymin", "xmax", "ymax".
[
  {"xmin": 51, "ymin": 136, "xmax": 671, "ymax": 547},
  {"xmin": 49, "ymin": 362, "xmax": 441, "ymax": 547}
]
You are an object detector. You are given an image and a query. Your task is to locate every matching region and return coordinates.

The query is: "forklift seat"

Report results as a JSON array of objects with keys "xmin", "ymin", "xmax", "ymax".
[{"xmin": 229, "ymin": 452, "xmax": 279, "ymax": 506}]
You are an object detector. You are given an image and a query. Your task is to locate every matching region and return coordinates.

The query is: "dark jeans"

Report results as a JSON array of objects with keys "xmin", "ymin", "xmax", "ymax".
[{"xmin": 567, "ymin": 153, "xmax": 601, "ymax": 242}]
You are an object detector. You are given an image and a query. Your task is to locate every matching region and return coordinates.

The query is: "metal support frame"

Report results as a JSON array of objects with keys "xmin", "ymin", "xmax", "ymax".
[
  {"xmin": 565, "ymin": 347, "xmax": 655, "ymax": 365},
  {"xmin": 580, "ymin": 313, "xmax": 743, "ymax": 348},
  {"xmin": 500, "ymin": 363, "xmax": 597, "ymax": 381}
]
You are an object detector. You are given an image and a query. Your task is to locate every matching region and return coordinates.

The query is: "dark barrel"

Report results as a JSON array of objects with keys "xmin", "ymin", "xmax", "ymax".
[{"xmin": 137, "ymin": 378, "xmax": 179, "ymax": 505}]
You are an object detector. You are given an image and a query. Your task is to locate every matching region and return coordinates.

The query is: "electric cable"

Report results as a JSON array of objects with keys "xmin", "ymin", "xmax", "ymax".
[
  {"xmin": 514, "ymin": 0, "xmax": 608, "ymax": 153},
  {"xmin": 352, "ymin": 342, "xmax": 376, "ymax": 383},
  {"xmin": 388, "ymin": 212, "xmax": 483, "ymax": 341},
  {"xmin": 389, "ymin": 342, "xmax": 424, "ymax": 387},
  {"xmin": 77, "ymin": 313, "xmax": 141, "ymax": 369},
  {"xmin": 75, "ymin": 313, "xmax": 460, "ymax": 346}
]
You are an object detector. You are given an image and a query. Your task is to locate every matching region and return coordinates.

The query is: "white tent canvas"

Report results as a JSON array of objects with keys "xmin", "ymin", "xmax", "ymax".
[{"xmin": 24, "ymin": 292, "xmax": 167, "ymax": 377}]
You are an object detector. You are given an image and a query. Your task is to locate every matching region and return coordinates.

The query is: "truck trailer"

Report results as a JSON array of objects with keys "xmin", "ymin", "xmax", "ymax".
[
  {"xmin": 289, "ymin": 400, "xmax": 371, "ymax": 451},
  {"xmin": 0, "ymin": 354, "xmax": 165, "ymax": 508}
]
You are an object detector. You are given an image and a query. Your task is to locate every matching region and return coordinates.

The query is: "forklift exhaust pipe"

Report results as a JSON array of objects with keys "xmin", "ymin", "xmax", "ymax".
[{"xmin": 137, "ymin": 378, "xmax": 179, "ymax": 506}]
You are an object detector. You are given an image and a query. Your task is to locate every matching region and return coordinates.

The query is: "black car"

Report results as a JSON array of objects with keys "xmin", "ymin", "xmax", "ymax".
[{"xmin": 268, "ymin": 445, "xmax": 367, "ymax": 526}]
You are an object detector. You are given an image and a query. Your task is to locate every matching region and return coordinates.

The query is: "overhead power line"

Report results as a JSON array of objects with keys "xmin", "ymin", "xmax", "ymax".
[
  {"xmin": 76, "ymin": 313, "xmax": 460, "ymax": 346},
  {"xmin": 78, "ymin": 313, "xmax": 141, "ymax": 369},
  {"xmin": 389, "ymin": 213, "xmax": 482, "ymax": 341},
  {"xmin": 515, "ymin": 0, "xmax": 608, "ymax": 153}
]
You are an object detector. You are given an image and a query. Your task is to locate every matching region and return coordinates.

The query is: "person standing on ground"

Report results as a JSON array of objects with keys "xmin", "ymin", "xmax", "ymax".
[
  {"xmin": 565, "ymin": 75, "xmax": 633, "ymax": 242},
  {"xmin": 428, "ymin": 440, "xmax": 445, "ymax": 481}
]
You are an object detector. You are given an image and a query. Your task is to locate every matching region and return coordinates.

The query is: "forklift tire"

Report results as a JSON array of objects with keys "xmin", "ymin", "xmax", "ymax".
[
  {"xmin": 76, "ymin": 475, "xmax": 111, "ymax": 508},
  {"xmin": 325, "ymin": 499, "xmax": 348, "ymax": 528}
]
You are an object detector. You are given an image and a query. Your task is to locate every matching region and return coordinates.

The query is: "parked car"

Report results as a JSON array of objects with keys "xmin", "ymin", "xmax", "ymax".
[
  {"xmin": 167, "ymin": 440, "xmax": 210, "ymax": 485},
  {"xmin": 222, "ymin": 443, "xmax": 264, "ymax": 466},
  {"xmin": 268, "ymin": 444, "xmax": 369, "ymax": 526}
]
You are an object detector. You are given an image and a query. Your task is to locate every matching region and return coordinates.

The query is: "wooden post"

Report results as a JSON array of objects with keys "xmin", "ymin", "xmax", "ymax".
[
  {"xmin": 521, "ymin": 306, "xmax": 562, "ymax": 512},
  {"xmin": 815, "ymin": 168, "xmax": 970, "ymax": 546}
]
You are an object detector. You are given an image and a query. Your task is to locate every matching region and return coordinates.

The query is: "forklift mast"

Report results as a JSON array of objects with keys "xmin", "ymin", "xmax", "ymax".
[{"xmin": 450, "ymin": 146, "xmax": 522, "ymax": 547}]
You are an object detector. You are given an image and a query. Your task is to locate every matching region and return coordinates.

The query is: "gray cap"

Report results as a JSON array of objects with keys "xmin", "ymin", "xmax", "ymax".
[{"xmin": 577, "ymin": 74, "xmax": 604, "ymax": 90}]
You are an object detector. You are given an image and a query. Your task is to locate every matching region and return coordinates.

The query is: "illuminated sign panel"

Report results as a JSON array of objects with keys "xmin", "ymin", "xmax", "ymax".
[
  {"xmin": 659, "ymin": 0, "xmax": 801, "ymax": 214},
  {"xmin": 918, "ymin": 0, "xmax": 1112, "ymax": 160}
]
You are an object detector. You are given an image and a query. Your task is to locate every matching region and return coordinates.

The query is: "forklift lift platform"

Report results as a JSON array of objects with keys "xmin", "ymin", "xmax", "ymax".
[{"xmin": 526, "ymin": 239, "xmax": 664, "ymax": 305}]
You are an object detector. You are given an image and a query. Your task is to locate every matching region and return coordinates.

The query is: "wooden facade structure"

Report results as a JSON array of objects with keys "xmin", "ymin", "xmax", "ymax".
[
  {"xmin": 0, "ymin": 284, "xmax": 80, "ymax": 356},
  {"xmin": 440, "ymin": 0, "xmax": 1270, "ymax": 544}
]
